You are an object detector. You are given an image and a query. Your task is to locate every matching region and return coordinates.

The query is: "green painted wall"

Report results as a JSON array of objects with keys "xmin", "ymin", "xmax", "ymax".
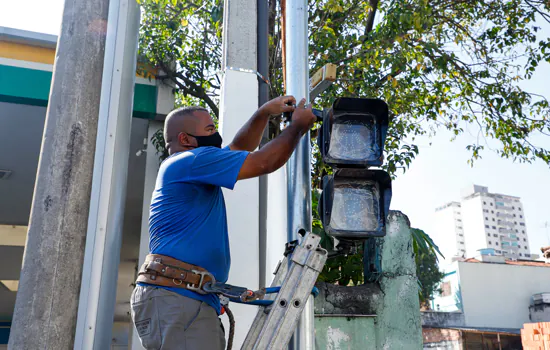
[
  {"xmin": 132, "ymin": 83, "xmax": 157, "ymax": 119},
  {"xmin": 316, "ymin": 316, "xmax": 376, "ymax": 350},
  {"xmin": 0, "ymin": 64, "xmax": 157, "ymax": 118},
  {"xmin": 0, "ymin": 65, "xmax": 50, "ymax": 106}
]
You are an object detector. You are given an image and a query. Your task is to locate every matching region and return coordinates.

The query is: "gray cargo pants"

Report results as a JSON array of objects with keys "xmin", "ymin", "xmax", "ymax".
[{"xmin": 131, "ymin": 285, "xmax": 226, "ymax": 350}]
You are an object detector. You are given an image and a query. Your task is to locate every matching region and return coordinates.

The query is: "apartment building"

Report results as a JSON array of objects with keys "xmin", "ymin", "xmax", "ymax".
[{"xmin": 434, "ymin": 185, "xmax": 531, "ymax": 261}]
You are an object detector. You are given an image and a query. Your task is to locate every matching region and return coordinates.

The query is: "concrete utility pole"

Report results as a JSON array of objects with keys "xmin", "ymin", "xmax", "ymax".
[
  {"xmin": 9, "ymin": 0, "xmax": 110, "ymax": 348},
  {"xmin": 284, "ymin": 0, "xmax": 315, "ymax": 349},
  {"xmin": 219, "ymin": 0, "xmax": 261, "ymax": 346}
]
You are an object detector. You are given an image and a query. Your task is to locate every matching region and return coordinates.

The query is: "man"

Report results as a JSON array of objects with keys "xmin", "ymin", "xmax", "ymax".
[{"xmin": 131, "ymin": 96, "xmax": 316, "ymax": 349}]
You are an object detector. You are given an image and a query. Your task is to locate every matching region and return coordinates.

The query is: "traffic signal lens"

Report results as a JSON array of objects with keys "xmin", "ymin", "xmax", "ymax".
[
  {"xmin": 329, "ymin": 181, "xmax": 380, "ymax": 232},
  {"xmin": 328, "ymin": 119, "xmax": 378, "ymax": 162}
]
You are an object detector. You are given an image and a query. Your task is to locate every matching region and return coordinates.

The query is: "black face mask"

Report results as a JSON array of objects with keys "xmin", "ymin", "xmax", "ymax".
[{"xmin": 187, "ymin": 132, "xmax": 223, "ymax": 149}]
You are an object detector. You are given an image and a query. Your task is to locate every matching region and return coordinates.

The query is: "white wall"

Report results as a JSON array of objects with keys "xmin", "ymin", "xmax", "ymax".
[
  {"xmin": 433, "ymin": 204, "xmax": 460, "ymax": 263},
  {"xmin": 432, "ymin": 264, "xmax": 461, "ymax": 312},
  {"xmin": 459, "ymin": 261, "xmax": 550, "ymax": 329},
  {"xmin": 461, "ymin": 195, "xmax": 487, "ymax": 258}
]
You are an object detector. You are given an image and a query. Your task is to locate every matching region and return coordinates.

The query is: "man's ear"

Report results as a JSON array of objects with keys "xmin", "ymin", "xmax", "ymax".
[{"xmin": 178, "ymin": 132, "xmax": 195, "ymax": 147}]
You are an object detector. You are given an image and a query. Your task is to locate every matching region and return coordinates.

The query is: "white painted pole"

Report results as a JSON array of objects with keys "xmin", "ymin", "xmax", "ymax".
[
  {"xmin": 219, "ymin": 0, "xmax": 260, "ymax": 347},
  {"xmin": 73, "ymin": 0, "xmax": 140, "ymax": 348},
  {"xmin": 284, "ymin": 0, "xmax": 314, "ymax": 349}
]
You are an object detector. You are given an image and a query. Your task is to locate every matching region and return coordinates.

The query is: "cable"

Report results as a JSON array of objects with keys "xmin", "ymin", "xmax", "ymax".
[{"xmin": 224, "ymin": 304, "xmax": 236, "ymax": 350}]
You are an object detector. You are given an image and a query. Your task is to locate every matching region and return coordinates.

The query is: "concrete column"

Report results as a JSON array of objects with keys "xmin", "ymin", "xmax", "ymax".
[
  {"xmin": 373, "ymin": 211, "xmax": 422, "ymax": 349},
  {"xmin": 219, "ymin": 0, "xmax": 260, "ymax": 346},
  {"xmin": 8, "ymin": 0, "xmax": 110, "ymax": 347},
  {"xmin": 131, "ymin": 120, "xmax": 163, "ymax": 350},
  {"xmin": 314, "ymin": 211, "xmax": 422, "ymax": 349}
]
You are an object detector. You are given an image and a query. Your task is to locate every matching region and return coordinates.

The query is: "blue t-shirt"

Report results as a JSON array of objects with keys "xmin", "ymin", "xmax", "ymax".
[{"xmin": 144, "ymin": 146, "xmax": 249, "ymax": 314}]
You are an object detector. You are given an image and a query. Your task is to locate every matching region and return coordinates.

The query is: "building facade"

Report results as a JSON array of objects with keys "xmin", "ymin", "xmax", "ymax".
[
  {"xmin": 432, "ymin": 256, "xmax": 550, "ymax": 330},
  {"xmin": 434, "ymin": 185, "xmax": 531, "ymax": 261}
]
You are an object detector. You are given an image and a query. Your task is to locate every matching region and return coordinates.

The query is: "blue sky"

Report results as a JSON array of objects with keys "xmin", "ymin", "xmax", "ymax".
[{"xmin": 1, "ymin": 0, "xmax": 549, "ymax": 255}]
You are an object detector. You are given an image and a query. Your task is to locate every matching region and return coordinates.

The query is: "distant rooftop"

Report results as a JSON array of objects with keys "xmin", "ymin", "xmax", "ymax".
[
  {"xmin": 463, "ymin": 257, "xmax": 549, "ymax": 268},
  {"xmin": 0, "ymin": 26, "xmax": 57, "ymax": 49},
  {"xmin": 435, "ymin": 201, "xmax": 461, "ymax": 212},
  {"xmin": 461, "ymin": 184, "xmax": 520, "ymax": 200}
]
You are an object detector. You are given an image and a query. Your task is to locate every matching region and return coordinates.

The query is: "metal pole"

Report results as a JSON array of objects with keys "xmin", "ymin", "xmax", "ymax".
[
  {"xmin": 284, "ymin": 0, "xmax": 314, "ymax": 349},
  {"xmin": 73, "ymin": 0, "xmax": 140, "ymax": 348},
  {"xmin": 258, "ymin": 0, "xmax": 269, "ymax": 289},
  {"xmin": 8, "ymin": 0, "xmax": 110, "ymax": 347}
]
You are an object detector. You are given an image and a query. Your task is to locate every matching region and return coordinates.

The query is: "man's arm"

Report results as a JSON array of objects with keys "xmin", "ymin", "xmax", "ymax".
[
  {"xmin": 237, "ymin": 99, "xmax": 315, "ymax": 180},
  {"xmin": 229, "ymin": 96, "xmax": 296, "ymax": 152}
]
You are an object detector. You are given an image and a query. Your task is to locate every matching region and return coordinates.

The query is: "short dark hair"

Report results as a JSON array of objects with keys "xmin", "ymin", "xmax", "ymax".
[
  {"xmin": 166, "ymin": 106, "xmax": 209, "ymax": 120},
  {"xmin": 163, "ymin": 106, "xmax": 210, "ymax": 145}
]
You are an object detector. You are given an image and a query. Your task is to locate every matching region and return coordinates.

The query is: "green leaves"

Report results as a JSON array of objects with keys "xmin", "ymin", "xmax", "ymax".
[
  {"xmin": 138, "ymin": 0, "xmax": 223, "ymax": 115},
  {"xmin": 308, "ymin": 0, "xmax": 550, "ymax": 173}
]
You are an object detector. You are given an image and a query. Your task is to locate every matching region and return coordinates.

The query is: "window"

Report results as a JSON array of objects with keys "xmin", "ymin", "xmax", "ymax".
[
  {"xmin": 483, "ymin": 209, "xmax": 489, "ymax": 213},
  {"xmin": 520, "ymin": 215, "xmax": 523, "ymax": 218},
  {"xmin": 519, "ymin": 253, "xmax": 523, "ymax": 257},
  {"xmin": 488, "ymin": 241, "xmax": 492, "ymax": 244},
  {"xmin": 485, "ymin": 225, "xmax": 490, "ymax": 228},
  {"xmin": 515, "ymin": 229, "xmax": 519, "ymax": 233},
  {"xmin": 522, "ymin": 230, "xmax": 525, "ymax": 233},
  {"xmin": 493, "ymin": 234, "xmax": 498, "ymax": 237},
  {"xmin": 491, "ymin": 210, "xmax": 494, "ymax": 214},
  {"xmin": 492, "ymin": 218, "xmax": 495, "ymax": 221},
  {"xmin": 514, "ymin": 221, "xmax": 517, "ymax": 224},
  {"xmin": 440, "ymin": 282, "xmax": 451, "ymax": 297},
  {"xmin": 513, "ymin": 214, "xmax": 516, "ymax": 217},
  {"xmin": 520, "ymin": 223, "xmax": 525, "ymax": 226},
  {"xmin": 459, "ymin": 234, "xmax": 464, "ymax": 237},
  {"xmin": 524, "ymin": 238, "xmax": 527, "ymax": 242},
  {"xmin": 496, "ymin": 242, "xmax": 499, "ymax": 245},
  {"xmin": 512, "ymin": 206, "xmax": 515, "ymax": 209},
  {"xmin": 485, "ymin": 217, "xmax": 489, "ymax": 220},
  {"xmin": 483, "ymin": 201, "xmax": 487, "ymax": 205},
  {"xmin": 492, "ymin": 226, "xmax": 496, "ymax": 229},
  {"xmin": 490, "ymin": 203, "xmax": 493, "ymax": 206},
  {"xmin": 519, "ymin": 208, "xmax": 522, "ymax": 211},
  {"xmin": 459, "ymin": 241, "xmax": 465, "ymax": 244},
  {"xmin": 457, "ymin": 226, "xmax": 463, "ymax": 229},
  {"xmin": 457, "ymin": 219, "xmax": 462, "ymax": 222},
  {"xmin": 496, "ymin": 250, "xmax": 502, "ymax": 253}
]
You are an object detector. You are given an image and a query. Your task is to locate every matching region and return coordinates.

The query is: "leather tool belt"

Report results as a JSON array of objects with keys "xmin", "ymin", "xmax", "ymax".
[{"xmin": 136, "ymin": 254, "xmax": 215, "ymax": 294}]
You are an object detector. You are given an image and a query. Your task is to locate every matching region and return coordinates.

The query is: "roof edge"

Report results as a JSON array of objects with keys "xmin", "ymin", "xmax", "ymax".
[{"xmin": 0, "ymin": 27, "xmax": 57, "ymax": 49}]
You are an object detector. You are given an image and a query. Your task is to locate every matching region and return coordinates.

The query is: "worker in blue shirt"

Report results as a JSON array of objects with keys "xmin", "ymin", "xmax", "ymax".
[{"xmin": 130, "ymin": 96, "xmax": 316, "ymax": 349}]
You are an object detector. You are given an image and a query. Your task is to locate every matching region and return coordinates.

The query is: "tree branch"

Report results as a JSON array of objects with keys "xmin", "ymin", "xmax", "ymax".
[
  {"xmin": 157, "ymin": 62, "xmax": 220, "ymax": 117},
  {"xmin": 364, "ymin": 0, "xmax": 380, "ymax": 37}
]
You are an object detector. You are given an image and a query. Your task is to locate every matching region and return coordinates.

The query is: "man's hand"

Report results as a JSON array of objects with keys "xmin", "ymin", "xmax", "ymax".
[
  {"xmin": 259, "ymin": 95, "xmax": 297, "ymax": 117},
  {"xmin": 291, "ymin": 98, "xmax": 316, "ymax": 131},
  {"xmin": 237, "ymin": 98, "xmax": 318, "ymax": 180}
]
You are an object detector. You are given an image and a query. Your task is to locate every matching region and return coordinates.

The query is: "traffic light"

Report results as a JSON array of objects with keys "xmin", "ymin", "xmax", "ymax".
[
  {"xmin": 317, "ymin": 97, "xmax": 392, "ymax": 240},
  {"xmin": 318, "ymin": 97, "xmax": 389, "ymax": 168}
]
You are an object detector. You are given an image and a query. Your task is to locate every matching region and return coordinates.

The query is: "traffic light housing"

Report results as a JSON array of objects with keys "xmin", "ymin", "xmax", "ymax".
[
  {"xmin": 317, "ymin": 97, "xmax": 392, "ymax": 241},
  {"xmin": 320, "ymin": 169, "xmax": 392, "ymax": 239},
  {"xmin": 318, "ymin": 97, "xmax": 389, "ymax": 168}
]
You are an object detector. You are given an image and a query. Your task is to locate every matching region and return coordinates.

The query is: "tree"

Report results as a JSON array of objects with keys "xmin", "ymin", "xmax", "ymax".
[
  {"xmin": 139, "ymin": 0, "xmax": 550, "ymax": 174},
  {"xmin": 414, "ymin": 241, "xmax": 446, "ymax": 308}
]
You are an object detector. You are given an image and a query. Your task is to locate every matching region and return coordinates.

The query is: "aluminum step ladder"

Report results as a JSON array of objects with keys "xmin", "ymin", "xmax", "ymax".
[{"xmin": 241, "ymin": 233, "xmax": 328, "ymax": 350}]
